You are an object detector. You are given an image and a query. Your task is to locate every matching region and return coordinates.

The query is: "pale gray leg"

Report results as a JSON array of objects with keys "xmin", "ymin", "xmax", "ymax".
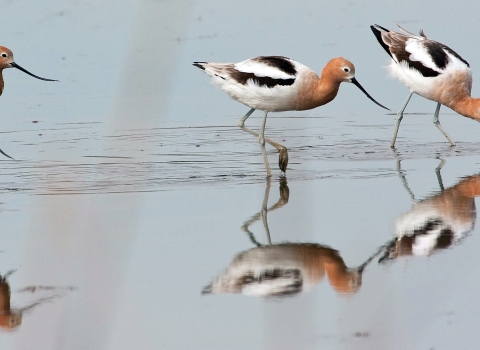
[
  {"xmin": 433, "ymin": 103, "xmax": 456, "ymax": 146},
  {"xmin": 238, "ymin": 111, "xmax": 288, "ymax": 175},
  {"xmin": 391, "ymin": 92, "xmax": 414, "ymax": 148},
  {"xmin": 237, "ymin": 108, "xmax": 255, "ymax": 127},
  {"xmin": 259, "ymin": 111, "xmax": 272, "ymax": 177}
]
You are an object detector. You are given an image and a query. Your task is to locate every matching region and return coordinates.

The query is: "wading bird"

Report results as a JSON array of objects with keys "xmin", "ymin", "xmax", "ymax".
[
  {"xmin": 371, "ymin": 24, "xmax": 479, "ymax": 148},
  {"xmin": 194, "ymin": 56, "xmax": 389, "ymax": 177},
  {"xmin": 0, "ymin": 46, "xmax": 57, "ymax": 159}
]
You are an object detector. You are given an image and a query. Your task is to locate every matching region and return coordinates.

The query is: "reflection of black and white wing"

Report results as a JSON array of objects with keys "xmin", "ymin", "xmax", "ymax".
[
  {"xmin": 379, "ymin": 204, "xmax": 474, "ymax": 261},
  {"xmin": 371, "ymin": 24, "xmax": 470, "ymax": 78}
]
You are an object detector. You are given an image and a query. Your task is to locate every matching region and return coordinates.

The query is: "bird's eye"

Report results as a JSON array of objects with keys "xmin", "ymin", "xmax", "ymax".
[
  {"xmin": 1, "ymin": 53, "xmax": 7, "ymax": 58},
  {"xmin": 343, "ymin": 67, "xmax": 350, "ymax": 72}
]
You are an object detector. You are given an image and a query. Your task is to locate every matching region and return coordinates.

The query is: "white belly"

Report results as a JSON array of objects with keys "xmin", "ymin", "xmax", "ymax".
[{"xmin": 214, "ymin": 77, "xmax": 298, "ymax": 112}]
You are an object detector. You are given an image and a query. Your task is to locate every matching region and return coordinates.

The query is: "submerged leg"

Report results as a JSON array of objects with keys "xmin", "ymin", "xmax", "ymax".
[
  {"xmin": 238, "ymin": 111, "xmax": 288, "ymax": 174},
  {"xmin": 433, "ymin": 103, "xmax": 455, "ymax": 146},
  {"xmin": 237, "ymin": 108, "xmax": 255, "ymax": 127},
  {"xmin": 391, "ymin": 92, "xmax": 414, "ymax": 148}
]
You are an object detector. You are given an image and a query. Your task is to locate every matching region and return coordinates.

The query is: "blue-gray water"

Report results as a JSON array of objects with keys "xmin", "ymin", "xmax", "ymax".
[{"xmin": 0, "ymin": 0, "xmax": 480, "ymax": 349}]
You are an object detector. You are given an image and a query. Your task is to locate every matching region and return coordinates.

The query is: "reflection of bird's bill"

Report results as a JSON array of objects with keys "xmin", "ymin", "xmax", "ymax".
[
  {"xmin": 351, "ymin": 77, "xmax": 390, "ymax": 110},
  {"xmin": 11, "ymin": 62, "xmax": 57, "ymax": 82}
]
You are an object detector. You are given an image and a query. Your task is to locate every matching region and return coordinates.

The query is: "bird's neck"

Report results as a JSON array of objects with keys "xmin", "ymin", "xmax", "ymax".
[
  {"xmin": 294, "ymin": 71, "xmax": 340, "ymax": 110},
  {"xmin": 314, "ymin": 70, "xmax": 341, "ymax": 106},
  {"xmin": 0, "ymin": 70, "xmax": 3, "ymax": 96},
  {"xmin": 448, "ymin": 96, "xmax": 480, "ymax": 122}
]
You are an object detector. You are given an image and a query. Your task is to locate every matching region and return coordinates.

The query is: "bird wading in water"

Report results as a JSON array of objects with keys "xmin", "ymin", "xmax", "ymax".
[{"xmin": 194, "ymin": 56, "xmax": 389, "ymax": 177}]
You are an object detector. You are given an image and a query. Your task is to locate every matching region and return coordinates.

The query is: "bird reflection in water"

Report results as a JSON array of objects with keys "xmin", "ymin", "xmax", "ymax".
[
  {"xmin": 380, "ymin": 160, "xmax": 480, "ymax": 262},
  {"xmin": 0, "ymin": 270, "xmax": 75, "ymax": 331},
  {"xmin": 203, "ymin": 179, "xmax": 383, "ymax": 298}
]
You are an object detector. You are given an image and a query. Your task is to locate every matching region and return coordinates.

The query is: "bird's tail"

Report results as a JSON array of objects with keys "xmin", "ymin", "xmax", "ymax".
[
  {"xmin": 193, "ymin": 62, "xmax": 208, "ymax": 70},
  {"xmin": 370, "ymin": 24, "xmax": 393, "ymax": 59}
]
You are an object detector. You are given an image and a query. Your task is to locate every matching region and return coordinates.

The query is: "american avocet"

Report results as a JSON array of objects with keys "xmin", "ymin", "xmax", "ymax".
[
  {"xmin": 371, "ymin": 24, "xmax": 479, "ymax": 148},
  {"xmin": 0, "ymin": 46, "xmax": 57, "ymax": 159},
  {"xmin": 194, "ymin": 56, "xmax": 389, "ymax": 177}
]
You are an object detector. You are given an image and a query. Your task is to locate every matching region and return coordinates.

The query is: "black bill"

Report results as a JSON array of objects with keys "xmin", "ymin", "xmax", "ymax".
[
  {"xmin": 0, "ymin": 148, "xmax": 13, "ymax": 160},
  {"xmin": 351, "ymin": 77, "xmax": 390, "ymax": 110},
  {"xmin": 11, "ymin": 62, "xmax": 57, "ymax": 82}
]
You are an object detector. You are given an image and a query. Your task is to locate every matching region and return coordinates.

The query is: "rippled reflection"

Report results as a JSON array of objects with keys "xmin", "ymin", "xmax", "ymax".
[
  {"xmin": 0, "ymin": 270, "xmax": 75, "ymax": 332},
  {"xmin": 380, "ymin": 160, "xmax": 479, "ymax": 262},
  {"xmin": 203, "ymin": 179, "xmax": 383, "ymax": 298}
]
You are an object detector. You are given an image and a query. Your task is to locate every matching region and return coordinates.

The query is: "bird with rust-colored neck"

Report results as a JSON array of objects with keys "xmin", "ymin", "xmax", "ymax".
[
  {"xmin": 0, "ymin": 46, "xmax": 57, "ymax": 159},
  {"xmin": 194, "ymin": 56, "xmax": 389, "ymax": 177},
  {"xmin": 372, "ymin": 24, "xmax": 480, "ymax": 148}
]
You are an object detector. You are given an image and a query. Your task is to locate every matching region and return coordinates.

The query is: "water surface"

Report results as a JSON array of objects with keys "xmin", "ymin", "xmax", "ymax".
[{"xmin": 1, "ymin": 0, "xmax": 480, "ymax": 349}]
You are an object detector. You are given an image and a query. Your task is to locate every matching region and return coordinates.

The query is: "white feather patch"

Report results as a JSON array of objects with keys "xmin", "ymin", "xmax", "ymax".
[
  {"xmin": 404, "ymin": 39, "xmax": 441, "ymax": 72},
  {"xmin": 234, "ymin": 59, "xmax": 295, "ymax": 79},
  {"xmin": 444, "ymin": 50, "xmax": 470, "ymax": 71}
]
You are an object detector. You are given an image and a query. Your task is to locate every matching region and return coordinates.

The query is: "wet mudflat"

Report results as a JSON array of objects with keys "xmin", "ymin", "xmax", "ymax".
[
  {"xmin": 1, "ymin": 116, "xmax": 480, "ymax": 350},
  {"xmin": 1, "ymin": 0, "xmax": 480, "ymax": 349}
]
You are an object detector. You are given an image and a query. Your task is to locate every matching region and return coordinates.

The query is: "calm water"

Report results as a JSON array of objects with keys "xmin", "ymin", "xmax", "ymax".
[{"xmin": 0, "ymin": 0, "xmax": 480, "ymax": 349}]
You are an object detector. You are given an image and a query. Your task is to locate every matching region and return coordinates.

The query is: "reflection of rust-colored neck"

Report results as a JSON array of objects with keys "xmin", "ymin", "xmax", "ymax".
[
  {"xmin": 0, "ymin": 280, "xmax": 20, "ymax": 330},
  {"xmin": 321, "ymin": 250, "xmax": 359, "ymax": 294},
  {"xmin": 455, "ymin": 174, "xmax": 480, "ymax": 198},
  {"xmin": 0, "ymin": 281, "xmax": 11, "ymax": 312}
]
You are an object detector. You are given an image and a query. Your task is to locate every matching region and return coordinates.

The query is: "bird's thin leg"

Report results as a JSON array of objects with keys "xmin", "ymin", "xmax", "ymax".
[
  {"xmin": 432, "ymin": 103, "xmax": 456, "ymax": 146},
  {"xmin": 238, "ymin": 116, "xmax": 288, "ymax": 174},
  {"xmin": 391, "ymin": 92, "xmax": 414, "ymax": 148},
  {"xmin": 237, "ymin": 108, "xmax": 255, "ymax": 127},
  {"xmin": 258, "ymin": 111, "xmax": 272, "ymax": 177}
]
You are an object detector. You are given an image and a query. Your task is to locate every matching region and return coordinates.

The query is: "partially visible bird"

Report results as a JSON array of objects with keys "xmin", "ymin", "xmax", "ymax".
[
  {"xmin": 0, "ymin": 46, "xmax": 57, "ymax": 159},
  {"xmin": 194, "ymin": 56, "xmax": 389, "ymax": 177},
  {"xmin": 371, "ymin": 24, "xmax": 479, "ymax": 148}
]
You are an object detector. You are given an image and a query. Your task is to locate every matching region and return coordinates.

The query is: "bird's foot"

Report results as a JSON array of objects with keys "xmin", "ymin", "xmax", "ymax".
[{"xmin": 278, "ymin": 147, "xmax": 288, "ymax": 173}]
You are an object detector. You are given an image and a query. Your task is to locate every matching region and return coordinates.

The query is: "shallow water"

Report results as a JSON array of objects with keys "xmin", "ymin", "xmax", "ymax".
[{"xmin": 1, "ymin": 0, "xmax": 480, "ymax": 349}]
